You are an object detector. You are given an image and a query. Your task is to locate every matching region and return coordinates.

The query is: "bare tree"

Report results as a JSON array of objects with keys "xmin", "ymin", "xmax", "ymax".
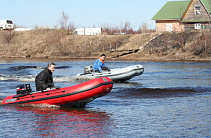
[
  {"xmin": 208, "ymin": 0, "xmax": 211, "ymax": 31},
  {"xmin": 175, "ymin": 2, "xmax": 188, "ymax": 49},
  {"xmin": 120, "ymin": 22, "xmax": 124, "ymax": 33},
  {"xmin": 60, "ymin": 10, "xmax": 69, "ymax": 30},
  {"xmin": 142, "ymin": 22, "xmax": 148, "ymax": 34},
  {"xmin": 176, "ymin": 1, "xmax": 186, "ymax": 31},
  {"xmin": 68, "ymin": 22, "xmax": 76, "ymax": 32},
  {"xmin": 100, "ymin": 22, "xmax": 118, "ymax": 35},
  {"xmin": 123, "ymin": 21, "xmax": 131, "ymax": 33},
  {"xmin": 13, "ymin": 24, "xmax": 27, "ymax": 29},
  {"xmin": 100, "ymin": 22, "xmax": 136, "ymax": 34}
]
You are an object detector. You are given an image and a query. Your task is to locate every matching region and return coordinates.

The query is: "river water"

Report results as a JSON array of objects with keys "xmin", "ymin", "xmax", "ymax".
[{"xmin": 0, "ymin": 58, "xmax": 210, "ymax": 137}]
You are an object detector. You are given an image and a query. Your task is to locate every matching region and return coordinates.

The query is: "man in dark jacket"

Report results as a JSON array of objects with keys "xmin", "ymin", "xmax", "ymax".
[{"xmin": 35, "ymin": 62, "xmax": 55, "ymax": 91}]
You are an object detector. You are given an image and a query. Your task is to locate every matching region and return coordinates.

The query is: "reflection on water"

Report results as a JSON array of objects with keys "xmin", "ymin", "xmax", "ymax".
[{"xmin": 1, "ymin": 106, "xmax": 112, "ymax": 137}]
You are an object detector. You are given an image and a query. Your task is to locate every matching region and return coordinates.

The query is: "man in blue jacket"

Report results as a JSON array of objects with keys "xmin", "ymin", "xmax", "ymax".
[{"xmin": 94, "ymin": 54, "xmax": 109, "ymax": 72}]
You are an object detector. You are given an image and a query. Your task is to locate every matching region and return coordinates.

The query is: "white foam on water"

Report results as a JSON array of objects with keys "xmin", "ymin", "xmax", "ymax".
[
  {"xmin": 0, "ymin": 73, "xmax": 82, "ymax": 83},
  {"xmin": 0, "ymin": 74, "xmax": 36, "ymax": 82},
  {"xmin": 53, "ymin": 76, "xmax": 78, "ymax": 82}
]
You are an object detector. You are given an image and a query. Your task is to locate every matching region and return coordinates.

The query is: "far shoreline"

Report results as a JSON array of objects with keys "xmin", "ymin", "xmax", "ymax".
[{"xmin": 0, "ymin": 55, "xmax": 211, "ymax": 63}]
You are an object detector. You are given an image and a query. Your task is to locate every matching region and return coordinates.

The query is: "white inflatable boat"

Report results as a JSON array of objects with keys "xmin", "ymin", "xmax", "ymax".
[{"xmin": 76, "ymin": 65, "xmax": 144, "ymax": 82}]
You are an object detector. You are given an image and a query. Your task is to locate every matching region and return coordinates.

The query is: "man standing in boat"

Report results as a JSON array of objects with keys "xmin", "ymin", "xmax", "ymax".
[
  {"xmin": 35, "ymin": 62, "xmax": 55, "ymax": 91},
  {"xmin": 94, "ymin": 54, "xmax": 110, "ymax": 72}
]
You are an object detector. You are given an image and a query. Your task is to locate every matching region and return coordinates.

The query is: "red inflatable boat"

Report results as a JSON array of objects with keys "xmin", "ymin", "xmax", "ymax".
[{"xmin": 2, "ymin": 77, "xmax": 113, "ymax": 107}]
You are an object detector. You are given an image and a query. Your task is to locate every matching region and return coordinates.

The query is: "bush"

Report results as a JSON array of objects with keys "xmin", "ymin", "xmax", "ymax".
[{"xmin": 190, "ymin": 31, "xmax": 211, "ymax": 57}]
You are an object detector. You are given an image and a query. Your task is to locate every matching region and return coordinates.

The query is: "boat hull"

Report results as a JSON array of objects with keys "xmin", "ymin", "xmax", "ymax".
[
  {"xmin": 76, "ymin": 65, "xmax": 144, "ymax": 82},
  {"xmin": 2, "ymin": 77, "xmax": 113, "ymax": 107}
]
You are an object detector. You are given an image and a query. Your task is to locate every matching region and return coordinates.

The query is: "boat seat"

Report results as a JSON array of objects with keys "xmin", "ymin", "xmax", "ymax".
[
  {"xmin": 103, "ymin": 71, "xmax": 111, "ymax": 74},
  {"xmin": 92, "ymin": 72, "xmax": 102, "ymax": 75},
  {"xmin": 86, "ymin": 74, "xmax": 94, "ymax": 76}
]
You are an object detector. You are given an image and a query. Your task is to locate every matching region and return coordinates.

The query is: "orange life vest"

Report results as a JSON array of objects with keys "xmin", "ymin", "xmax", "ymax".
[{"xmin": 99, "ymin": 58, "xmax": 104, "ymax": 64}]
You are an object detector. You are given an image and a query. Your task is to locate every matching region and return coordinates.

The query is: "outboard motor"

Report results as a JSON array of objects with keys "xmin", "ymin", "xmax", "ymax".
[
  {"xmin": 16, "ymin": 84, "xmax": 32, "ymax": 94},
  {"xmin": 84, "ymin": 66, "xmax": 94, "ymax": 74}
]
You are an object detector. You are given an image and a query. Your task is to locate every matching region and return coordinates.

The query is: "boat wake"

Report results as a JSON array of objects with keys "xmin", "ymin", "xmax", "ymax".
[
  {"xmin": 0, "ymin": 74, "xmax": 36, "ymax": 82},
  {"xmin": 8, "ymin": 66, "xmax": 44, "ymax": 71},
  {"xmin": 0, "ymin": 74, "xmax": 79, "ymax": 82},
  {"xmin": 110, "ymin": 87, "xmax": 208, "ymax": 99}
]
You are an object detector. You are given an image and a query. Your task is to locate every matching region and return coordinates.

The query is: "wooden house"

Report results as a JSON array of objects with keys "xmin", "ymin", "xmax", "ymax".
[{"xmin": 152, "ymin": 0, "xmax": 211, "ymax": 32}]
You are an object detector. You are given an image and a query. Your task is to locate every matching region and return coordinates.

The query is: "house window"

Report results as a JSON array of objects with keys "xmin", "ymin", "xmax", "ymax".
[
  {"xmin": 166, "ymin": 24, "xmax": 172, "ymax": 32},
  {"xmin": 195, "ymin": 7, "xmax": 201, "ymax": 15},
  {"xmin": 194, "ymin": 23, "xmax": 201, "ymax": 29}
]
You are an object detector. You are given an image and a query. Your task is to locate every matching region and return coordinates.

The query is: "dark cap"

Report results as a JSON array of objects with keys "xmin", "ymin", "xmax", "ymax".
[{"xmin": 101, "ymin": 54, "xmax": 106, "ymax": 57}]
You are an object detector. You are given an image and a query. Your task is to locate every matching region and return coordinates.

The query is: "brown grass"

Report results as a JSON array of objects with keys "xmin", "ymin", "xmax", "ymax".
[{"xmin": 0, "ymin": 29, "xmax": 210, "ymax": 61}]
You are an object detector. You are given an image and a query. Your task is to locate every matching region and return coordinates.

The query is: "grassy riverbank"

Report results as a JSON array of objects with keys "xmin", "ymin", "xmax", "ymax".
[{"xmin": 0, "ymin": 29, "xmax": 210, "ymax": 62}]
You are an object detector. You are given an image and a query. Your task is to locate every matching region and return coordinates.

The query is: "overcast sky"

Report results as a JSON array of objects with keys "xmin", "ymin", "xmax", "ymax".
[{"xmin": 1, "ymin": 0, "xmax": 174, "ymax": 30}]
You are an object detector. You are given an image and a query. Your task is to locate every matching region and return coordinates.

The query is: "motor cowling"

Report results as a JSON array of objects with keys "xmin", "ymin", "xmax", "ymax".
[
  {"xmin": 16, "ymin": 84, "xmax": 32, "ymax": 94},
  {"xmin": 84, "ymin": 66, "xmax": 94, "ymax": 74}
]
